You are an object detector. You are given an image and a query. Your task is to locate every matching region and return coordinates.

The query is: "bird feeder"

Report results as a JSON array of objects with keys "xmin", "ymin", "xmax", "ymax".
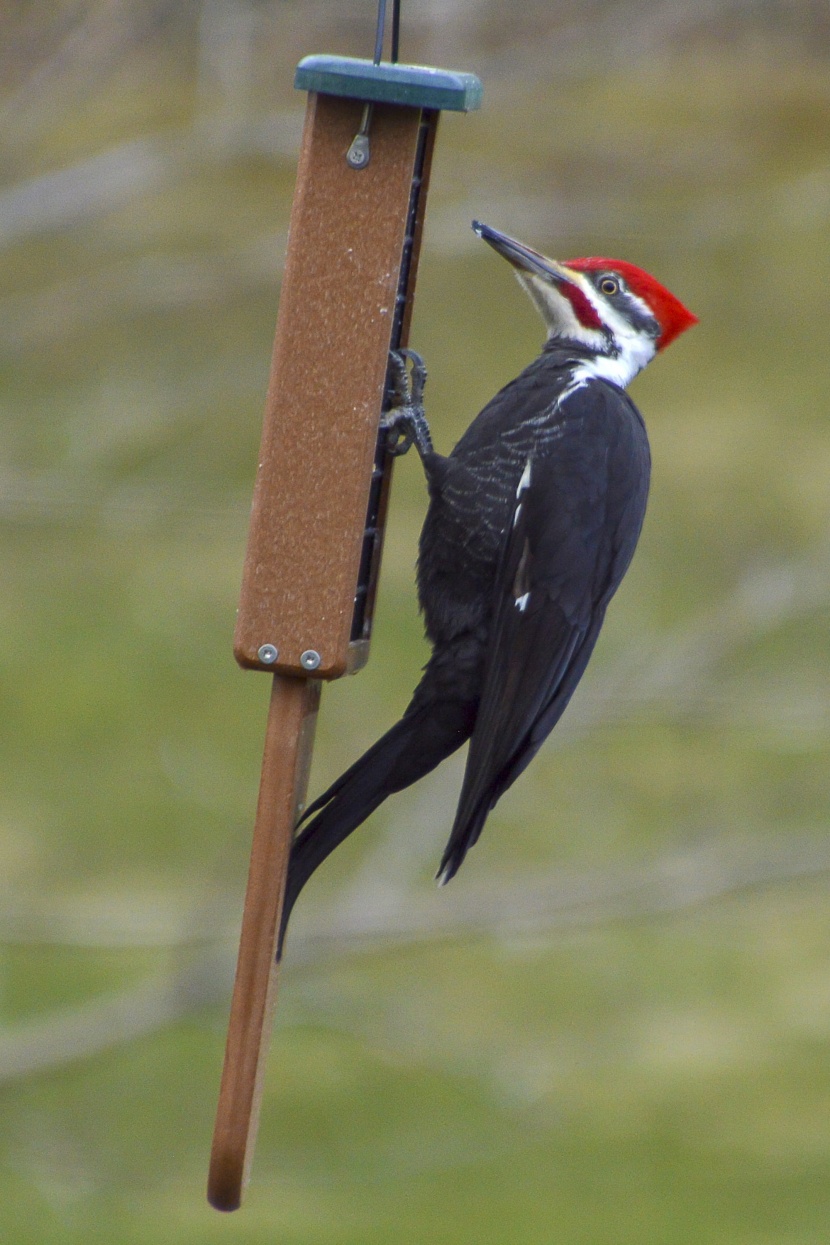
[{"xmin": 207, "ymin": 49, "xmax": 481, "ymax": 1212}]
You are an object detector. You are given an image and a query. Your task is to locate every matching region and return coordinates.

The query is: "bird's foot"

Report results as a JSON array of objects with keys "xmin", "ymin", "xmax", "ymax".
[{"xmin": 383, "ymin": 348, "xmax": 433, "ymax": 459}]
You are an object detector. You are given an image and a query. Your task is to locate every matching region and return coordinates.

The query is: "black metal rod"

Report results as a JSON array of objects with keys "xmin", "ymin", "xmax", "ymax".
[
  {"xmin": 391, "ymin": 0, "xmax": 401, "ymax": 62},
  {"xmin": 350, "ymin": 111, "xmax": 432, "ymax": 644}
]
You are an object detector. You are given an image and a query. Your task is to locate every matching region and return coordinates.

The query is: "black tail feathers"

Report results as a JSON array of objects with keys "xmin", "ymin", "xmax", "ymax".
[{"xmin": 277, "ymin": 697, "xmax": 474, "ymax": 957}]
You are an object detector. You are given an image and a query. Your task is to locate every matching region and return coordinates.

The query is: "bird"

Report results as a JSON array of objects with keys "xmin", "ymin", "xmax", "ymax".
[{"xmin": 278, "ymin": 220, "xmax": 697, "ymax": 954}]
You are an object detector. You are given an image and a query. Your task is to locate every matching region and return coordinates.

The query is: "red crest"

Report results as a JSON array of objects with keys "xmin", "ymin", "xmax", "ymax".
[{"xmin": 566, "ymin": 257, "xmax": 698, "ymax": 350}]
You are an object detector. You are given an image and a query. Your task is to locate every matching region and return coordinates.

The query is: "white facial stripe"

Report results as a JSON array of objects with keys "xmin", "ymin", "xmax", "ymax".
[
  {"xmin": 572, "ymin": 272, "xmax": 657, "ymax": 387},
  {"xmin": 515, "ymin": 271, "xmax": 606, "ymax": 351},
  {"xmin": 515, "ymin": 263, "xmax": 657, "ymax": 389}
]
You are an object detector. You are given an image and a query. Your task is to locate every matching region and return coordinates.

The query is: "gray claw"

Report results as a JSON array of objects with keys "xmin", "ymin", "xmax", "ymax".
[
  {"xmin": 383, "ymin": 348, "xmax": 433, "ymax": 460},
  {"xmin": 386, "ymin": 425, "xmax": 415, "ymax": 457},
  {"xmin": 396, "ymin": 348, "xmax": 427, "ymax": 404}
]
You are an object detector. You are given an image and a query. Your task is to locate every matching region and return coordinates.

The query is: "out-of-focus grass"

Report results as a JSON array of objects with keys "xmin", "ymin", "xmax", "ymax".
[{"xmin": 2, "ymin": 7, "xmax": 830, "ymax": 1242}]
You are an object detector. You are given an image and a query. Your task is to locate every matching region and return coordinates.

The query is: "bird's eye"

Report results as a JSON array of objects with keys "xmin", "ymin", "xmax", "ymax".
[{"xmin": 599, "ymin": 276, "xmax": 619, "ymax": 296}]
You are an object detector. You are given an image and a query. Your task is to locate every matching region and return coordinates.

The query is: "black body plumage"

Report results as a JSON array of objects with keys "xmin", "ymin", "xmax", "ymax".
[{"xmin": 278, "ymin": 338, "xmax": 651, "ymax": 951}]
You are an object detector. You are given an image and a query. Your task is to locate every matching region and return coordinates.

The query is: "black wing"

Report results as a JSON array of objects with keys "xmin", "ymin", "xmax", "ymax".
[{"xmin": 437, "ymin": 381, "xmax": 650, "ymax": 882}]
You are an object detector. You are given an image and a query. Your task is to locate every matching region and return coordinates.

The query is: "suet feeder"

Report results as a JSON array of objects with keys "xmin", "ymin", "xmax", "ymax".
[{"xmin": 207, "ymin": 11, "xmax": 481, "ymax": 1212}]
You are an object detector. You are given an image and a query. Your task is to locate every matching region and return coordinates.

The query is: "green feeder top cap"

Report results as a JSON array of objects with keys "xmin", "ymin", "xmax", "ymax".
[{"xmin": 295, "ymin": 55, "xmax": 482, "ymax": 112}]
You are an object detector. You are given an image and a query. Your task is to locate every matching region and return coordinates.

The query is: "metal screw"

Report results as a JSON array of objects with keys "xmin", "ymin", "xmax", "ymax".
[
  {"xmin": 300, "ymin": 650, "xmax": 321, "ymax": 671},
  {"xmin": 257, "ymin": 644, "xmax": 279, "ymax": 665},
  {"xmin": 346, "ymin": 102, "xmax": 372, "ymax": 169},
  {"xmin": 346, "ymin": 133, "xmax": 370, "ymax": 168}
]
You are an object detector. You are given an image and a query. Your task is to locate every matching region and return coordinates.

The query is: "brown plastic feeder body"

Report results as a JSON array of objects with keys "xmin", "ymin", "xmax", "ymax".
[{"xmin": 234, "ymin": 93, "xmax": 437, "ymax": 680}]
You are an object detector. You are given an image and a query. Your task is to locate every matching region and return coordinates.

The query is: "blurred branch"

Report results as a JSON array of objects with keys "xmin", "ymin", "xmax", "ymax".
[
  {"xmin": 0, "ymin": 957, "xmax": 231, "ymax": 1085},
  {"xmin": 0, "ymin": 1, "xmax": 152, "ymax": 143},
  {"xmin": 556, "ymin": 542, "xmax": 830, "ymax": 742},
  {"xmin": 0, "ymin": 111, "xmax": 301, "ymax": 254},
  {"xmin": 333, "ymin": 758, "xmax": 465, "ymax": 922},
  {"xmin": 0, "ymin": 138, "xmax": 171, "ymax": 249},
  {"xmin": 0, "ymin": 234, "xmax": 285, "ymax": 354},
  {"xmin": 1, "ymin": 830, "xmax": 829, "ymax": 1084},
  {"xmin": 293, "ymin": 829, "xmax": 830, "ymax": 961}
]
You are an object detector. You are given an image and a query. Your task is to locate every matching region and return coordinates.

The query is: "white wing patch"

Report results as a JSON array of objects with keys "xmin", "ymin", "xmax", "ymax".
[
  {"xmin": 512, "ymin": 526, "xmax": 532, "ymax": 612},
  {"xmin": 513, "ymin": 457, "xmax": 532, "ymax": 529}
]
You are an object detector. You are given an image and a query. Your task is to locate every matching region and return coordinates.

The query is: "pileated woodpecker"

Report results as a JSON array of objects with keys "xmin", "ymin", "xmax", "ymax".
[{"xmin": 279, "ymin": 221, "xmax": 697, "ymax": 951}]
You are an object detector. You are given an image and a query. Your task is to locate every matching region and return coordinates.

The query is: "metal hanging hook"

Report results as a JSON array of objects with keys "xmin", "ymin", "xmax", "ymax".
[
  {"xmin": 346, "ymin": 0, "xmax": 403, "ymax": 170},
  {"xmin": 346, "ymin": 103, "xmax": 373, "ymax": 169}
]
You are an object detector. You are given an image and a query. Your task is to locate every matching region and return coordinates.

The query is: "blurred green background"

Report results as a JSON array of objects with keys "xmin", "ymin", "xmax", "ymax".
[{"xmin": 3, "ymin": 2, "xmax": 830, "ymax": 1241}]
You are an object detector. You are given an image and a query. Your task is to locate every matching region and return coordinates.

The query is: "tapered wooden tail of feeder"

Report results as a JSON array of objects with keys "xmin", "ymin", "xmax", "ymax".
[{"xmin": 208, "ymin": 56, "xmax": 481, "ymax": 1212}]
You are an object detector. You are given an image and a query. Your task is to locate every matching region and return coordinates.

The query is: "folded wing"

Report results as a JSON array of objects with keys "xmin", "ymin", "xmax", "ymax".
[{"xmin": 437, "ymin": 381, "xmax": 649, "ymax": 882}]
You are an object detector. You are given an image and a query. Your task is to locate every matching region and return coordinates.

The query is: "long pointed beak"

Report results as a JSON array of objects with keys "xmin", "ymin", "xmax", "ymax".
[{"xmin": 472, "ymin": 220, "xmax": 574, "ymax": 285}]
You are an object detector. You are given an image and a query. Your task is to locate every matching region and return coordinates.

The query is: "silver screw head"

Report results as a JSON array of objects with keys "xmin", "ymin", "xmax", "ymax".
[
  {"xmin": 300, "ymin": 649, "xmax": 321, "ymax": 671},
  {"xmin": 257, "ymin": 644, "xmax": 279, "ymax": 665},
  {"xmin": 346, "ymin": 134, "xmax": 370, "ymax": 168}
]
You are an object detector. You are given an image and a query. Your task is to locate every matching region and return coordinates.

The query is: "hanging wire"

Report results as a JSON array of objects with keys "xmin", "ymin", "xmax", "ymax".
[
  {"xmin": 373, "ymin": 0, "xmax": 402, "ymax": 65},
  {"xmin": 373, "ymin": 0, "xmax": 386, "ymax": 64}
]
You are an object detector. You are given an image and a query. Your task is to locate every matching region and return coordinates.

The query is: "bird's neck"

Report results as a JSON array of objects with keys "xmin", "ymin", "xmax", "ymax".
[{"xmin": 542, "ymin": 335, "xmax": 654, "ymax": 390}]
